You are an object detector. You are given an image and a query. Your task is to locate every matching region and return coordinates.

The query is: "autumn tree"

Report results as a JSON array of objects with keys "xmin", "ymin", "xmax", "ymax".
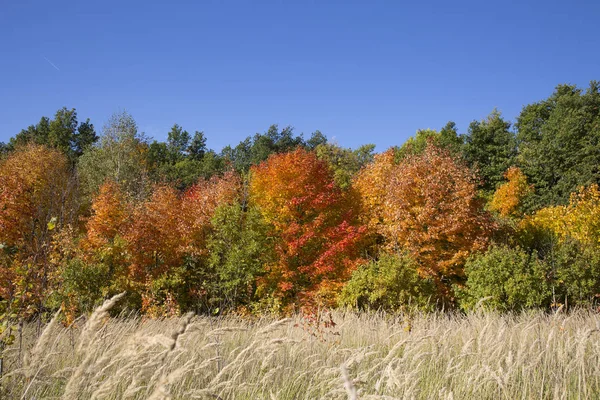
[
  {"xmin": 179, "ymin": 171, "xmax": 242, "ymax": 257},
  {"xmin": 126, "ymin": 185, "xmax": 183, "ymax": 281},
  {"xmin": 489, "ymin": 166, "xmax": 533, "ymax": 218},
  {"xmin": 249, "ymin": 149, "xmax": 367, "ymax": 311},
  {"xmin": 380, "ymin": 144, "xmax": 494, "ymax": 291},
  {"xmin": 520, "ymin": 184, "xmax": 600, "ymax": 246},
  {"xmin": 353, "ymin": 148, "xmax": 396, "ymax": 239},
  {"xmin": 123, "ymin": 171, "xmax": 241, "ymax": 314},
  {"xmin": 62, "ymin": 179, "xmax": 134, "ymax": 315},
  {"xmin": 0, "ymin": 144, "xmax": 76, "ymax": 319}
]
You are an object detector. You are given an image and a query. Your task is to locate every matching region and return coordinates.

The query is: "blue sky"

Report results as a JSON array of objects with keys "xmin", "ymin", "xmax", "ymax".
[{"xmin": 1, "ymin": 0, "xmax": 598, "ymax": 152}]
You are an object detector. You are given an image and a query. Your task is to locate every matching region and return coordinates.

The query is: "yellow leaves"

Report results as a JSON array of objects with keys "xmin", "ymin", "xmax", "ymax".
[{"xmin": 521, "ymin": 184, "xmax": 600, "ymax": 245}]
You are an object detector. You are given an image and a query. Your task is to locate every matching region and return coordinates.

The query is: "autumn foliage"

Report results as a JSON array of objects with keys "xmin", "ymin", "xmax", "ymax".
[
  {"xmin": 0, "ymin": 144, "xmax": 74, "ymax": 316},
  {"xmin": 521, "ymin": 184, "xmax": 600, "ymax": 245},
  {"xmin": 489, "ymin": 166, "xmax": 532, "ymax": 218},
  {"xmin": 249, "ymin": 148, "xmax": 367, "ymax": 310},
  {"xmin": 5, "ymin": 122, "xmax": 600, "ymax": 319},
  {"xmin": 356, "ymin": 144, "xmax": 495, "ymax": 290}
]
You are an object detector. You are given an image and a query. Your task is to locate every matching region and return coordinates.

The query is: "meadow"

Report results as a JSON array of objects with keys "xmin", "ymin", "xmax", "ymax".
[{"xmin": 2, "ymin": 295, "xmax": 600, "ymax": 399}]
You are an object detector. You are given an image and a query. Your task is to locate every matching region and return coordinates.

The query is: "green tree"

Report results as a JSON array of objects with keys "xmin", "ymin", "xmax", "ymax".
[
  {"xmin": 315, "ymin": 142, "xmax": 375, "ymax": 189},
  {"xmin": 463, "ymin": 110, "xmax": 516, "ymax": 193},
  {"xmin": 516, "ymin": 82, "xmax": 600, "ymax": 209},
  {"xmin": 72, "ymin": 118, "xmax": 98, "ymax": 158},
  {"xmin": 552, "ymin": 240, "xmax": 600, "ymax": 307},
  {"xmin": 0, "ymin": 142, "xmax": 8, "ymax": 157},
  {"xmin": 78, "ymin": 111, "xmax": 150, "ymax": 200},
  {"xmin": 48, "ymin": 107, "xmax": 78, "ymax": 155},
  {"xmin": 9, "ymin": 108, "xmax": 97, "ymax": 161},
  {"xmin": 396, "ymin": 122, "xmax": 464, "ymax": 160},
  {"xmin": 306, "ymin": 130, "xmax": 328, "ymax": 150},
  {"xmin": 188, "ymin": 130, "xmax": 207, "ymax": 161},
  {"xmin": 167, "ymin": 124, "xmax": 191, "ymax": 162},
  {"xmin": 206, "ymin": 203, "xmax": 274, "ymax": 310},
  {"xmin": 223, "ymin": 125, "xmax": 306, "ymax": 172}
]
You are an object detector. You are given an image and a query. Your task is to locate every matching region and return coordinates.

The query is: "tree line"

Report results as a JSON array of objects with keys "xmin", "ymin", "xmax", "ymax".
[{"xmin": 1, "ymin": 81, "xmax": 600, "ymax": 329}]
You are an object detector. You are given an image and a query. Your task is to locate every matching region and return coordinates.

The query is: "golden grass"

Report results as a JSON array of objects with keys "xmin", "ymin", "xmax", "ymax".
[{"xmin": 3, "ymin": 305, "xmax": 600, "ymax": 399}]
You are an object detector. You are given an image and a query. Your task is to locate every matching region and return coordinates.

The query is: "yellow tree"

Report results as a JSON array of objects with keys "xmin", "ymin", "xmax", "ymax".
[{"xmin": 521, "ymin": 184, "xmax": 600, "ymax": 245}]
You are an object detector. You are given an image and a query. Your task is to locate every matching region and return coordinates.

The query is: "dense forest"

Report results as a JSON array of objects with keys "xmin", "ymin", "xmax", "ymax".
[{"xmin": 1, "ymin": 81, "xmax": 600, "ymax": 327}]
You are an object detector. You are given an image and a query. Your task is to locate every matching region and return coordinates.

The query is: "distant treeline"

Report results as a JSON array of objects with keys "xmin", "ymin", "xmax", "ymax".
[{"xmin": 1, "ymin": 81, "xmax": 600, "ymax": 325}]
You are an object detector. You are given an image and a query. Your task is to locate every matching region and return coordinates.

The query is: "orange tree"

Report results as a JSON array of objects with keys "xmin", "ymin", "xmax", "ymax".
[
  {"xmin": 79, "ymin": 171, "xmax": 242, "ymax": 316},
  {"xmin": 489, "ymin": 166, "xmax": 533, "ymax": 219},
  {"xmin": 127, "ymin": 172, "xmax": 241, "ymax": 314},
  {"xmin": 249, "ymin": 148, "xmax": 367, "ymax": 312},
  {"xmin": 353, "ymin": 148, "xmax": 396, "ymax": 234},
  {"xmin": 0, "ymin": 144, "xmax": 75, "ymax": 326},
  {"xmin": 361, "ymin": 143, "xmax": 495, "ymax": 296}
]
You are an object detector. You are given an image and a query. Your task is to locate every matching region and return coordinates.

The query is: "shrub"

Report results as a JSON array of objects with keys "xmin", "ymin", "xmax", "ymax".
[
  {"xmin": 552, "ymin": 240, "xmax": 600, "ymax": 307},
  {"xmin": 458, "ymin": 245, "xmax": 551, "ymax": 311},
  {"xmin": 339, "ymin": 253, "xmax": 436, "ymax": 311}
]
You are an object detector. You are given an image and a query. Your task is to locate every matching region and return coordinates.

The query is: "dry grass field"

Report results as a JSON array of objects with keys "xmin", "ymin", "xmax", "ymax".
[{"xmin": 2, "ymin": 296, "xmax": 600, "ymax": 399}]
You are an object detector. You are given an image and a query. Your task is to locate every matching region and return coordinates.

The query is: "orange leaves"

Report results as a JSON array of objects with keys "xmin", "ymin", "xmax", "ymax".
[
  {"xmin": 84, "ymin": 180, "xmax": 130, "ymax": 251},
  {"xmin": 126, "ymin": 185, "xmax": 183, "ymax": 279},
  {"xmin": 0, "ymin": 144, "xmax": 71, "ymax": 250},
  {"xmin": 353, "ymin": 149, "xmax": 396, "ymax": 232},
  {"xmin": 180, "ymin": 171, "xmax": 241, "ymax": 256},
  {"xmin": 249, "ymin": 149, "xmax": 367, "ymax": 309},
  {"xmin": 83, "ymin": 172, "xmax": 242, "ymax": 284},
  {"xmin": 0, "ymin": 144, "xmax": 73, "ymax": 313},
  {"xmin": 250, "ymin": 149, "xmax": 338, "ymax": 228},
  {"xmin": 359, "ymin": 144, "xmax": 494, "ymax": 282},
  {"xmin": 489, "ymin": 167, "xmax": 532, "ymax": 218}
]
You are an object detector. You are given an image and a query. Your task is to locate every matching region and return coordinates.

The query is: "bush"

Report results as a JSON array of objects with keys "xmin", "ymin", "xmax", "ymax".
[
  {"xmin": 338, "ymin": 253, "xmax": 436, "ymax": 311},
  {"xmin": 458, "ymin": 245, "xmax": 551, "ymax": 311},
  {"xmin": 552, "ymin": 240, "xmax": 600, "ymax": 307}
]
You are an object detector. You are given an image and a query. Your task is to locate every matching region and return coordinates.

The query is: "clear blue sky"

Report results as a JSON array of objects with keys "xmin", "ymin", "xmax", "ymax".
[{"xmin": 1, "ymin": 0, "xmax": 598, "ymax": 152}]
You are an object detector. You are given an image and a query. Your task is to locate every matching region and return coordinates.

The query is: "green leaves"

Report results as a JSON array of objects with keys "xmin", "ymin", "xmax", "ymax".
[
  {"xmin": 458, "ymin": 245, "xmax": 551, "ymax": 311},
  {"xmin": 516, "ymin": 82, "xmax": 600, "ymax": 209}
]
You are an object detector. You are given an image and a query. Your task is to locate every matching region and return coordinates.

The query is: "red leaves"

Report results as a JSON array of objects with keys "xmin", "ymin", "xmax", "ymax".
[{"xmin": 249, "ymin": 149, "xmax": 367, "ymax": 309}]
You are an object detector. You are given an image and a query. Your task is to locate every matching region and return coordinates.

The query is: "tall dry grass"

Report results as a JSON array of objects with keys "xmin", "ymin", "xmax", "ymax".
[{"xmin": 2, "ymin": 302, "xmax": 600, "ymax": 399}]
